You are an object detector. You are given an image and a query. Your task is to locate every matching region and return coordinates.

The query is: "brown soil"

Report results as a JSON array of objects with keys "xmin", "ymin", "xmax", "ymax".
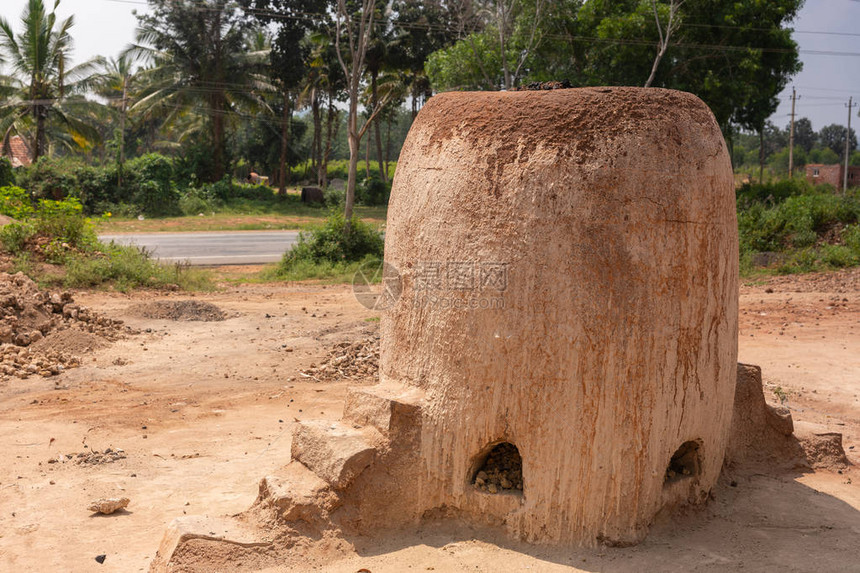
[
  {"xmin": 128, "ymin": 300, "xmax": 227, "ymax": 322},
  {"xmin": 0, "ymin": 274, "xmax": 858, "ymax": 572},
  {"xmin": 31, "ymin": 329, "xmax": 108, "ymax": 356}
]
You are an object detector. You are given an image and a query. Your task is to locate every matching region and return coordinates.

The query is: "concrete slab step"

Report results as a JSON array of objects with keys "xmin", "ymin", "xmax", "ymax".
[
  {"xmin": 257, "ymin": 461, "xmax": 340, "ymax": 524},
  {"xmin": 342, "ymin": 381, "xmax": 424, "ymax": 437},
  {"xmin": 150, "ymin": 515, "xmax": 270, "ymax": 572},
  {"xmin": 291, "ymin": 420, "xmax": 379, "ymax": 490}
]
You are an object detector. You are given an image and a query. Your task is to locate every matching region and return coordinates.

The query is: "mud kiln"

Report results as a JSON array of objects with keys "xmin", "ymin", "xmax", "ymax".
[{"xmin": 232, "ymin": 87, "xmax": 737, "ymax": 557}]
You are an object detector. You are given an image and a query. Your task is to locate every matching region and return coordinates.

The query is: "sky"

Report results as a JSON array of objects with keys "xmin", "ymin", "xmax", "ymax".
[{"xmin": 2, "ymin": 0, "xmax": 859, "ymax": 132}]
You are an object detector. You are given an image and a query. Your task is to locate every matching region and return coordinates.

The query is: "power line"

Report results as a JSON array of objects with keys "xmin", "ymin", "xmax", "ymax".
[{"xmin": 96, "ymin": 0, "xmax": 860, "ymax": 58}]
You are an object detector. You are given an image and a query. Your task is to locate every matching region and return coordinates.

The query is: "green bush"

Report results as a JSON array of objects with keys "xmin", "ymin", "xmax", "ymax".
[
  {"xmin": 0, "ymin": 157, "xmax": 14, "ymax": 187},
  {"xmin": 16, "ymin": 157, "xmax": 79, "ymax": 200},
  {"xmin": 845, "ymin": 224, "xmax": 860, "ymax": 255},
  {"xmin": 819, "ymin": 244, "xmax": 858, "ymax": 268},
  {"xmin": 274, "ymin": 212, "xmax": 384, "ymax": 278},
  {"xmin": 738, "ymin": 181, "xmax": 860, "ymax": 275},
  {"xmin": 357, "ymin": 174, "xmax": 391, "ymax": 206},
  {"xmin": 736, "ymin": 178, "xmax": 814, "ymax": 205},
  {"xmin": 207, "ymin": 177, "xmax": 275, "ymax": 202},
  {"xmin": 0, "ymin": 222, "xmax": 36, "ymax": 254},
  {"xmin": 74, "ymin": 163, "xmax": 123, "ymax": 208},
  {"xmin": 323, "ymin": 185, "xmax": 345, "ymax": 206},
  {"xmin": 739, "ymin": 187, "xmax": 860, "ymax": 253},
  {"xmin": 0, "ymin": 186, "xmax": 35, "ymax": 219},
  {"xmin": 127, "ymin": 154, "xmax": 180, "ymax": 216},
  {"xmin": 179, "ymin": 188, "xmax": 218, "ymax": 216}
]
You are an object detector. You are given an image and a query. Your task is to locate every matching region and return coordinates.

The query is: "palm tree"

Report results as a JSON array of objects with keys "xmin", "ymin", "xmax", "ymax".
[
  {"xmin": 0, "ymin": 0, "xmax": 101, "ymax": 159},
  {"xmin": 91, "ymin": 55, "xmax": 136, "ymax": 187},
  {"xmin": 126, "ymin": 0, "xmax": 273, "ymax": 182}
]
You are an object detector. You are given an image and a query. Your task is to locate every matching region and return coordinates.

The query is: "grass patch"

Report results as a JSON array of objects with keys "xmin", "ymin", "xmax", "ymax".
[
  {"xmin": 260, "ymin": 257, "xmax": 377, "ymax": 283},
  {"xmin": 95, "ymin": 205, "xmax": 388, "ymax": 234},
  {"xmin": 1, "ymin": 194, "xmax": 213, "ymax": 291},
  {"xmin": 62, "ymin": 245, "xmax": 213, "ymax": 291},
  {"xmin": 737, "ymin": 180, "xmax": 860, "ymax": 276}
]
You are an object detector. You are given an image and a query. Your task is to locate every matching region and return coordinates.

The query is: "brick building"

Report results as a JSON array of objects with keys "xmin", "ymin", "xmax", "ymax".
[
  {"xmin": 806, "ymin": 163, "xmax": 860, "ymax": 189},
  {"xmin": 0, "ymin": 136, "xmax": 33, "ymax": 168}
]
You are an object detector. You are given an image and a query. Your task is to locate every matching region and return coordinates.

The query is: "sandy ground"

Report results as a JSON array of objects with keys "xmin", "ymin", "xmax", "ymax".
[{"xmin": 1, "ymin": 271, "xmax": 858, "ymax": 572}]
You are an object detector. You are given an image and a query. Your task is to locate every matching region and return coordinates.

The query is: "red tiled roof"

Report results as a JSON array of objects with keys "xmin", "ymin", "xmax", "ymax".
[{"xmin": 2, "ymin": 136, "xmax": 33, "ymax": 168}]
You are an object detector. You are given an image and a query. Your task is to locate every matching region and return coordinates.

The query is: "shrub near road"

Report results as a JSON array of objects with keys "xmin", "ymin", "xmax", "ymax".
[
  {"xmin": 738, "ymin": 180, "xmax": 860, "ymax": 274},
  {"xmin": 268, "ymin": 212, "xmax": 385, "ymax": 282},
  {"xmin": 0, "ymin": 186, "xmax": 209, "ymax": 291}
]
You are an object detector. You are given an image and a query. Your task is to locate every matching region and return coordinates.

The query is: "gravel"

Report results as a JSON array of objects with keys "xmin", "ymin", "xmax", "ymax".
[{"xmin": 473, "ymin": 442, "xmax": 523, "ymax": 494}]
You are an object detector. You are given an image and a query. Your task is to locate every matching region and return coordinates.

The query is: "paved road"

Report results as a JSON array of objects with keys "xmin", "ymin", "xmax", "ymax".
[{"xmin": 99, "ymin": 231, "xmax": 300, "ymax": 265}]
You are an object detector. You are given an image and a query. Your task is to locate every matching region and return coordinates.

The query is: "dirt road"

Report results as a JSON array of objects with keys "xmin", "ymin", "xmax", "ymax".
[{"xmin": 1, "ymin": 271, "xmax": 858, "ymax": 572}]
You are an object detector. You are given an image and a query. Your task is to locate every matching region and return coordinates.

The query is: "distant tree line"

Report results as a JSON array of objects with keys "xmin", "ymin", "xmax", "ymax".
[
  {"xmin": 2, "ymin": 0, "xmax": 835, "ymax": 215},
  {"xmin": 733, "ymin": 118, "xmax": 859, "ymax": 180}
]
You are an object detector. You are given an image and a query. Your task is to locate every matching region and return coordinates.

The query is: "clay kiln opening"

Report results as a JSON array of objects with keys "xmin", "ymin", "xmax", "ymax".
[
  {"xmin": 471, "ymin": 442, "xmax": 523, "ymax": 495},
  {"xmin": 664, "ymin": 440, "xmax": 702, "ymax": 485}
]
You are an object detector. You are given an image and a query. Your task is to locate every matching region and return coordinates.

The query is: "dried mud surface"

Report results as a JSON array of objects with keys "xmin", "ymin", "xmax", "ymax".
[{"xmin": 0, "ymin": 274, "xmax": 858, "ymax": 572}]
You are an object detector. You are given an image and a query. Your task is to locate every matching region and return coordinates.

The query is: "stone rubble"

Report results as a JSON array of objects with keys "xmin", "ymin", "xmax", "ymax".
[
  {"xmin": 300, "ymin": 336, "xmax": 379, "ymax": 382},
  {"xmin": 473, "ymin": 443, "xmax": 524, "ymax": 494},
  {"xmin": 0, "ymin": 272, "xmax": 134, "ymax": 380},
  {"xmin": 48, "ymin": 448, "xmax": 128, "ymax": 466},
  {"xmin": 88, "ymin": 497, "xmax": 130, "ymax": 515}
]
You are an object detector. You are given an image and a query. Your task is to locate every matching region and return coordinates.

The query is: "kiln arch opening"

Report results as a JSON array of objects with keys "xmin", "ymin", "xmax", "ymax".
[
  {"xmin": 471, "ymin": 442, "xmax": 523, "ymax": 495},
  {"xmin": 664, "ymin": 440, "xmax": 702, "ymax": 485}
]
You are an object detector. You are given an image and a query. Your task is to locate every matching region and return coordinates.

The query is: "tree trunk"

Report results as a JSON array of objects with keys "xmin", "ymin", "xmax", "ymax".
[
  {"xmin": 384, "ymin": 116, "xmax": 392, "ymax": 181},
  {"xmin": 212, "ymin": 95, "xmax": 226, "ymax": 182},
  {"xmin": 759, "ymin": 129, "xmax": 764, "ymax": 184},
  {"xmin": 118, "ymin": 81, "xmax": 127, "ymax": 191},
  {"xmin": 498, "ymin": 4, "xmax": 511, "ymax": 90},
  {"xmin": 34, "ymin": 105, "xmax": 47, "ymax": 161},
  {"xmin": 345, "ymin": 95, "xmax": 360, "ymax": 223},
  {"xmin": 371, "ymin": 71, "xmax": 387, "ymax": 183},
  {"xmin": 312, "ymin": 88, "xmax": 322, "ymax": 184},
  {"xmin": 278, "ymin": 92, "xmax": 291, "ymax": 195},
  {"xmin": 321, "ymin": 95, "xmax": 338, "ymax": 190},
  {"xmin": 365, "ymin": 124, "xmax": 371, "ymax": 179}
]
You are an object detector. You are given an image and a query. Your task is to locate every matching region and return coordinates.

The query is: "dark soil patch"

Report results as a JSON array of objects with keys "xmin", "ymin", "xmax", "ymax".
[{"xmin": 129, "ymin": 300, "xmax": 226, "ymax": 322}]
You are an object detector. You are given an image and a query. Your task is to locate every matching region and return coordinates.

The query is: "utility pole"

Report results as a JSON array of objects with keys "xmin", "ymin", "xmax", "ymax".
[
  {"xmin": 788, "ymin": 87, "xmax": 798, "ymax": 177},
  {"xmin": 845, "ymin": 97, "xmax": 857, "ymax": 193}
]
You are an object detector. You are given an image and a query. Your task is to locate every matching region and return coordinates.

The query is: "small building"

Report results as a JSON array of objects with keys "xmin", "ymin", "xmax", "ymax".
[
  {"xmin": 1, "ymin": 136, "xmax": 33, "ymax": 168},
  {"xmin": 806, "ymin": 163, "xmax": 860, "ymax": 189}
]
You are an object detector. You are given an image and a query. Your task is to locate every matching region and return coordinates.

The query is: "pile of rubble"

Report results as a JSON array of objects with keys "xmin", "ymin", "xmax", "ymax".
[
  {"xmin": 0, "ymin": 272, "xmax": 133, "ymax": 380},
  {"xmin": 300, "ymin": 336, "xmax": 379, "ymax": 382},
  {"xmin": 48, "ymin": 447, "xmax": 128, "ymax": 466},
  {"xmin": 473, "ymin": 442, "xmax": 524, "ymax": 494},
  {"xmin": 129, "ymin": 300, "xmax": 226, "ymax": 322}
]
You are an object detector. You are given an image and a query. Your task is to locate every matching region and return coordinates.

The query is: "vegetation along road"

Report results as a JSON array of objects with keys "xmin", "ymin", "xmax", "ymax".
[{"xmin": 99, "ymin": 231, "xmax": 300, "ymax": 265}]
